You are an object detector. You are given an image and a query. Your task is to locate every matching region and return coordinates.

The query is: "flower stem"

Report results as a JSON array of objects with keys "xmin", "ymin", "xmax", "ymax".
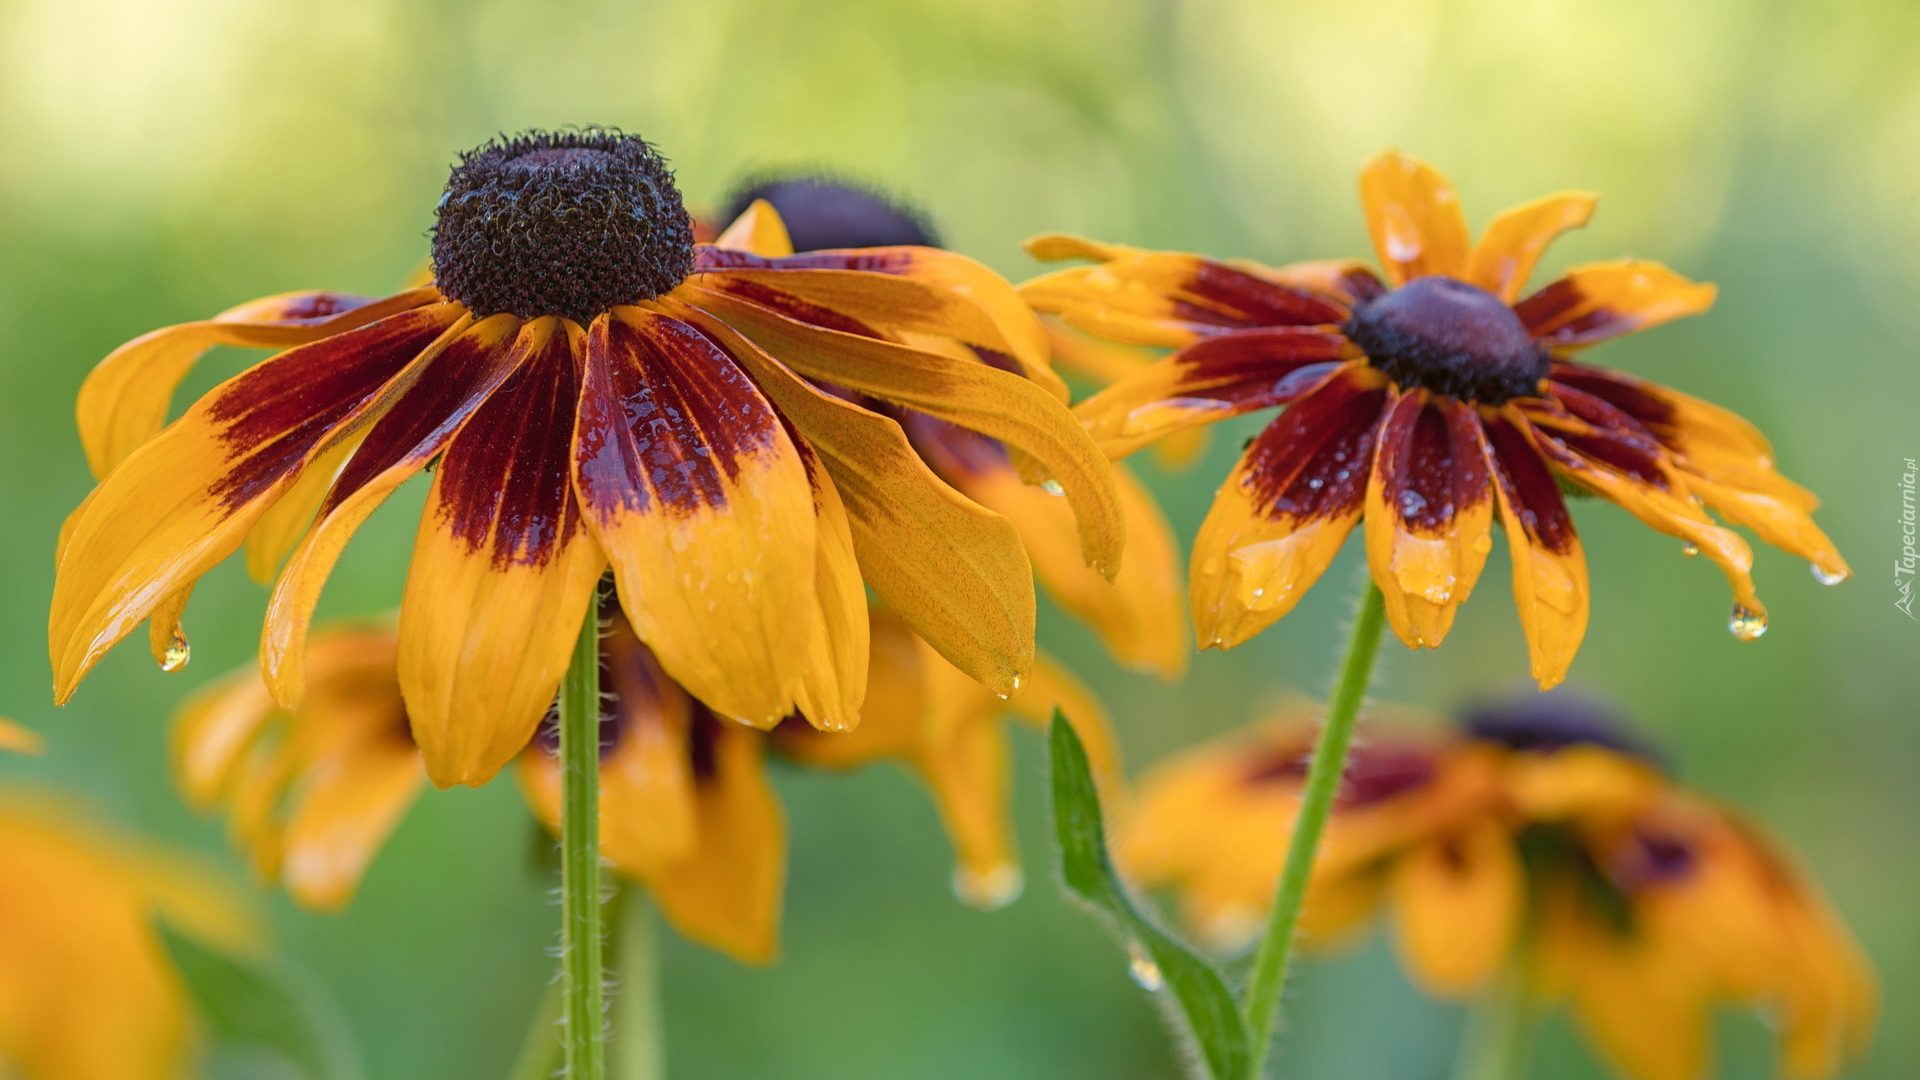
[
  {"xmin": 1451, "ymin": 962, "xmax": 1537, "ymax": 1080},
  {"xmin": 1240, "ymin": 582, "xmax": 1388, "ymax": 1076},
  {"xmin": 613, "ymin": 885, "xmax": 666, "ymax": 1080},
  {"xmin": 561, "ymin": 603, "xmax": 606, "ymax": 1080}
]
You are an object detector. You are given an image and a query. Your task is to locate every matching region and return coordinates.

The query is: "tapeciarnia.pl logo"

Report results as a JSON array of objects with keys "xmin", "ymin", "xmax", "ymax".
[{"xmin": 1899, "ymin": 457, "xmax": 1917, "ymax": 620}]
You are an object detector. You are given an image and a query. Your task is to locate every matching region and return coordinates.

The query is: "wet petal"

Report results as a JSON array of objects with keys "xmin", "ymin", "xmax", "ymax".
[
  {"xmin": 1022, "ymin": 251, "xmax": 1348, "ymax": 347},
  {"xmin": 688, "ymin": 285, "xmax": 1123, "ymax": 577},
  {"xmin": 573, "ymin": 309, "xmax": 816, "ymax": 727},
  {"xmin": 1465, "ymin": 192, "xmax": 1598, "ymax": 302},
  {"xmin": 1363, "ymin": 393, "xmax": 1495, "ymax": 649},
  {"xmin": 76, "ymin": 288, "xmax": 438, "ymax": 478},
  {"xmin": 1526, "ymin": 408, "xmax": 1764, "ymax": 618},
  {"xmin": 791, "ymin": 448, "xmax": 870, "ymax": 732},
  {"xmin": 50, "ymin": 304, "xmax": 462, "ymax": 703},
  {"xmin": 1389, "ymin": 822, "xmax": 1522, "ymax": 997},
  {"xmin": 399, "ymin": 329, "xmax": 606, "ymax": 788},
  {"xmin": 772, "ymin": 606, "xmax": 928, "ymax": 769},
  {"xmin": 1191, "ymin": 367, "xmax": 1390, "ymax": 649},
  {"xmin": 243, "ymin": 429, "xmax": 367, "ymax": 584},
  {"xmin": 684, "ymin": 307, "xmax": 1036, "ymax": 694},
  {"xmin": 260, "ymin": 315, "xmax": 527, "ymax": 708},
  {"xmin": 1073, "ymin": 328, "xmax": 1357, "ymax": 460},
  {"xmin": 1480, "ymin": 411, "xmax": 1589, "ymax": 688},
  {"xmin": 1516, "ymin": 260, "xmax": 1716, "ymax": 349},
  {"xmin": 1359, "ymin": 151, "xmax": 1471, "ymax": 285},
  {"xmin": 646, "ymin": 717, "xmax": 786, "ymax": 965}
]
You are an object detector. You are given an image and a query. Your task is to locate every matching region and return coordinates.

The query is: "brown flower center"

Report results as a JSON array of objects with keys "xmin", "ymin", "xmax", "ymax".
[
  {"xmin": 431, "ymin": 129, "xmax": 695, "ymax": 324},
  {"xmin": 1346, "ymin": 276, "xmax": 1548, "ymax": 404}
]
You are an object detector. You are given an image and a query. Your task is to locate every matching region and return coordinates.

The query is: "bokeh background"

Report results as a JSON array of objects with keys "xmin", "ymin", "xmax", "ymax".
[{"xmin": 1, "ymin": 0, "xmax": 1916, "ymax": 1077}]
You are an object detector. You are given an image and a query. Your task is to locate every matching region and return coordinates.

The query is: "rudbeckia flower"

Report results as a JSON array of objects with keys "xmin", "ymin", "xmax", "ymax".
[
  {"xmin": 709, "ymin": 173, "xmax": 1187, "ymax": 678},
  {"xmin": 175, "ymin": 603, "xmax": 1118, "ymax": 957},
  {"xmin": 55, "ymin": 129, "xmax": 1122, "ymax": 788},
  {"xmin": 0, "ymin": 794, "xmax": 255, "ymax": 1080},
  {"xmin": 1024, "ymin": 150, "xmax": 1848, "ymax": 687},
  {"xmin": 1117, "ymin": 695, "xmax": 1876, "ymax": 1080}
]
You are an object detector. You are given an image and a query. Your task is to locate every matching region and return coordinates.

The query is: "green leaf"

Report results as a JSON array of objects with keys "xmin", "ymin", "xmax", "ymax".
[
  {"xmin": 158, "ymin": 923, "xmax": 365, "ymax": 1080},
  {"xmin": 1048, "ymin": 714, "xmax": 1251, "ymax": 1080}
]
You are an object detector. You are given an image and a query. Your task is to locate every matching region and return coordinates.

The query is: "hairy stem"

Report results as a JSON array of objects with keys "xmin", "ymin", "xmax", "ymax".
[
  {"xmin": 1240, "ymin": 582, "xmax": 1389, "ymax": 1075},
  {"xmin": 561, "ymin": 604, "xmax": 606, "ymax": 1079}
]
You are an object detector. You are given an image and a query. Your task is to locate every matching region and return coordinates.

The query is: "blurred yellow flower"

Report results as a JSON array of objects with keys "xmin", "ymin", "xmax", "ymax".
[
  {"xmin": 0, "ymin": 795, "xmax": 255, "ymax": 1080},
  {"xmin": 175, "ymin": 602, "xmax": 1119, "ymax": 961},
  {"xmin": 1118, "ymin": 696, "xmax": 1876, "ymax": 1080},
  {"xmin": 1024, "ymin": 150, "xmax": 1847, "ymax": 688}
]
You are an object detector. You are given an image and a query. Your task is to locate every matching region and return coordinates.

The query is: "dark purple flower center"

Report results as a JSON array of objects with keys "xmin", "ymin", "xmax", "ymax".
[
  {"xmin": 1461, "ymin": 692, "xmax": 1665, "ymax": 770},
  {"xmin": 431, "ymin": 128, "xmax": 694, "ymax": 324},
  {"xmin": 1345, "ymin": 276, "xmax": 1548, "ymax": 404},
  {"xmin": 720, "ymin": 173, "xmax": 939, "ymax": 252}
]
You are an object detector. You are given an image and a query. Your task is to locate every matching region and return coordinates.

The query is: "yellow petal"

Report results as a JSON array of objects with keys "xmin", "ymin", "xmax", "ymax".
[
  {"xmin": 1516, "ymin": 260, "xmax": 1717, "ymax": 349},
  {"xmin": 1390, "ymin": 823, "xmax": 1521, "ymax": 997},
  {"xmin": 574, "ymin": 309, "xmax": 817, "ymax": 727},
  {"xmin": 1358, "ymin": 150, "xmax": 1472, "ymax": 285},
  {"xmin": 645, "ymin": 720, "xmax": 786, "ymax": 965},
  {"xmin": 712, "ymin": 198, "xmax": 796, "ymax": 257},
  {"xmin": 279, "ymin": 739, "xmax": 422, "ymax": 911},
  {"xmin": 398, "ymin": 330, "xmax": 606, "ymax": 788},
  {"xmin": 1481, "ymin": 411, "xmax": 1589, "ymax": 688},
  {"xmin": 1465, "ymin": 192, "xmax": 1598, "ymax": 303},
  {"xmin": 687, "ymin": 307, "xmax": 1036, "ymax": 696},
  {"xmin": 791, "ymin": 457, "xmax": 870, "ymax": 732}
]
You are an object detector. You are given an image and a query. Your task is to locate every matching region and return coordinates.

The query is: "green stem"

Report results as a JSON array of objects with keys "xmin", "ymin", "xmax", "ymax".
[
  {"xmin": 1240, "ymin": 582, "xmax": 1389, "ymax": 1076},
  {"xmin": 613, "ymin": 886, "xmax": 666, "ymax": 1080},
  {"xmin": 1450, "ymin": 961, "xmax": 1537, "ymax": 1080},
  {"xmin": 561, "ymin": 603, "xmax": 606, "ymax": 1080},
  {"xmin": 506, "ymin": 973, "xmax": 565, "ymax": 1080}
]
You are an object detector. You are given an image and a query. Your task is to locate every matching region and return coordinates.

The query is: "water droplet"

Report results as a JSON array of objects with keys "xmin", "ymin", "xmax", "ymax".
[
  {"xmin": 1039, "ymin": 479, "xmax": 1066, "ymax": 497},
  {"xmin": 1681, "ymin": 542, "xmax": 1700, "ymax": 558},
  {"xmin": 1727, "ymin": 604, "xmax": 1769, "ymax": 641},
  {"xmin": 952, "ymin": 864, "xmax": 1024, "ymax": 910},
  {"xmin": 1470, "ymin": 534, "xmax": 1493, "ymax": 555},
  {"xmin": 1126, "ymin": 942, "xmax": 1164, "ymax": 992},
  {"xmin": 160, "ymin": 630, "xmax": 190, "ymax": 672},
  {"xmin": 1809, "ymin": 563, "xmax": 1848, "ymax": 586}
]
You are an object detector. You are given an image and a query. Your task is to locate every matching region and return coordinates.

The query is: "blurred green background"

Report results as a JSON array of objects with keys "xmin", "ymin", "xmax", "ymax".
[{"xmin": 1, "ymin": 0, "xmax": 1915, "ymax": 1077}]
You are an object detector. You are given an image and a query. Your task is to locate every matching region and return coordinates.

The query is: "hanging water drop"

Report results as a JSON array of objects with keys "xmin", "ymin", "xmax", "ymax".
[
  {"xmin": 1681, "ymin": 542, "xmax": 1700, "ymax": 558},
  {"xmin": 1727, "ymin": 604, "xmax": 1769, "ymax": 641},
  {"xmin": 1126, "ymin": 941, "xmax": 1164, "ymax": 991},
  {"xmin": 1039, "ymin": 479, "xmax": 1066, "ymax": 497},
  {"xmin": 1809, "ymin": 563, "xmax": 1848, "ymax": 586},
  {"xmin": 160, "ymin": 630, "xmax": 190, "ymax": 672}
]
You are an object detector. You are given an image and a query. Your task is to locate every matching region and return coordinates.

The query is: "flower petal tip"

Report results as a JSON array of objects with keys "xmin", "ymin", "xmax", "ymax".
[{"xmin": 953, "ymin": 863, "xmax": 1024, "ymax": 910}]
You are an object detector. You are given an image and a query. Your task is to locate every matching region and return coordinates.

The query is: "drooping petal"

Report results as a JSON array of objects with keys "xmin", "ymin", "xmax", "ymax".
[
  {"xmin": 646, "ymin": 717, "xmax": 786, "ymax": 965},
  {"xmin": 260, "ymin": 315, "xmax": 528, "ymax": 708},
  {"xmin": 770, "ymin": 606, "xmax": 927, "ymax": 770},
  {"xmin": 790, "ymin": 445, "xmax": 870, "ymax": 732},
  {"xmin": 398, "ymin": 327, "xmax": 606, "ymax": 788},
  {"xmin": 50, "ymin": 304, "xmax": 464, "ymax": 703},
  {"xmin": 1568, "ymin": 936, "xmax": 1713, "ymax": 1080},
  {"xmin": 1363, "ymin": 392, "xmax": 1495, "ymax": 649},
  {"xmin": 572, "ymin": 309, "xmax": 816, "ymax": 727},
  {"xmin": 909, "ymin": 659, "xmax": 1020, "ymax": 910},
  {"xmin": 1358, "ymin": 151, "xmax": 1472, "ymax": 285},
  {"xmin": 1465, "ymin": 192, "xmax": 1599, "ymax": 302},
  {"xmin": 936, "ymin": 442, "xmax": 1187, "ymax": 678},
  {"xmin": 242, "ymin": 429, "xmax": 366, "ymax": 584},
  {"xmin": 682, "ymin": 307, "xmax": 1035, "ymax": 695},
  {"xmin": 1191, "ymin": 366, "xmax": 1391, "ymax": 649},
  {"xmin": 1479, "ymin": 411, "xmax": 1589, "ymax": 689},
  {"xmin": 278, "ymin": 738, "xmax": 422, "ymax": 911},
  {"xmin": 1072, "ymin": 328, "xmax": 1357, "ymax": 459},
  {"xmin": 1021, "ymin": 251, "xmax": 1349, "ymax": 348},
  {"xmin": 698, "ymin": 245, "xmax": 1061, "ymax": 392},
  {"xmin": 687, "ymin": 285, "xmax": 1124, "ymax": 577},
  {"xmin": 517, "ymin": 613, "xmax": 700, "ymax": 876},
  {"xmin": 1524, "ymin": 407, "xmax": 1765, "ymax": 621},
  {"xmin": 1389, "ymin": 822, "xmax": 1522, "ymax": 998},
  {"xmin": 1515, "ymin": 260, "xmax": 1717, "ymax": 349},
  {"xmin": 75, "ymin": 288, "xmax": 440, "ymax": 478}
]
